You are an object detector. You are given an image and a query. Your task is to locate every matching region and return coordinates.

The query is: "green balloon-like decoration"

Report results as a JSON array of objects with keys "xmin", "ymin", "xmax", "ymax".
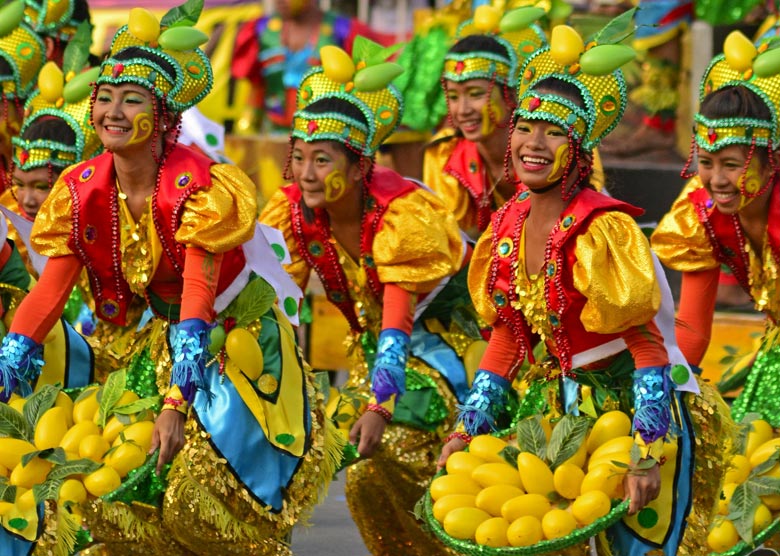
[
  {"xmin": 208, "ymin": 324, "xmax": 226, "ymax": 354},
  {"xmin": 0, "ymin": 0, "xmax": 25, "ymax": 37},
  {"xmin": 499, "ymin": 7, "xmax": 546, "ymax": 33},
  {"xmin": 158, "ymin": 26, "xmax": 208, "ymax": 51},
  {"xmin": 353, "ymin": 62, "xmax": 404, "ymax": 92},
  {"xmin": 63, "ymin": 67, "xmax": 101, "ymax": 103},
  {"xmin": 579, "ymin": 44, "xmax": 635, "ymax": 76},
  {"xmin": 753, "ymin": 48, "xmax": 780, "ymax": 78}
]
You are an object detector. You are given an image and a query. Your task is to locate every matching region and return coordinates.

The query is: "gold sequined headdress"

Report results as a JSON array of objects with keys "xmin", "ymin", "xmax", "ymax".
[
  {"xmin": 695, "ymin": 31, "xmax": 780, "ymax": 151},
  {"xmin": 443, "ymin": 6, "xmax": 547, "ymax": 87},
  {"xmin": 292, "ymin": 39, "xmax": 404, "ymax": 156},
  {"xmin": 13, "ymin": 23, "xmax": 101, "ymax": 170},
  {"xmin": 0, "ymin": 1, "xmax": 46, "ymax": 102},
  {"xmin": 97, "ymin": 1, "xmax": 213, "ymax": 114},
  {"xmin": 514, "ymin": 12, "xmax": 637, "ymax": 150}
]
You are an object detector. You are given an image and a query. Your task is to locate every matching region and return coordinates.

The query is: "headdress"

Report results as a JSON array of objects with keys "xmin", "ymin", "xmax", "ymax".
[
  {"xmin": 0, "ymin": 0, "xmax": 46, "ymax": 102},
  {"xmin": 694, "ymin": 31, "xmax": 780, "ymax": 152},
  {"xmin": 12, "ymin": 22, "xmax": 101, "ymax": 171},
  {"xmin": 291, "ymin": 38, "xmax": 404, "ymax": 157},
  {"xmin": 514, "ymin": 11, "xmax": 637, "ymax": 151},
  {"xmin": 442, "ymin": 6, "xmax": 547, "ymax": 88},
  {"xmin": 23, "ymin": 0, "xmax": 88, "ymax": 41},
  {"xmin": 96, "ymin": 0, "xmax": 213, "ymax": 114}
]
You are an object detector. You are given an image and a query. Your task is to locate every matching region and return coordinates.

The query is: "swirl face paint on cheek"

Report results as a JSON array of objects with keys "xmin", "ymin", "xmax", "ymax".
[
  {"xmin": 480, "ymin": 90, "xmax": 505, "ymax": 137},
  {"xmin": 546, "ymin": 143, "xmax": 569, "ymax": 183},
  {"xmin": 324, "ymin": 170, "xmax": 349, "ymax": 202},
  {"xmin": 737, "ymin": 156, "xmax": 766, "ymax": 210},
  {"xmin": 127, "ymin": 111, "xmax": 154, "ymax": 146}
]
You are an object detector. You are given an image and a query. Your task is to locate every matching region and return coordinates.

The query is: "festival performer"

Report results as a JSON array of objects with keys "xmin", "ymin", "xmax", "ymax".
[
  {"xmin": 0, "ymin": 1, "xmax": 46, "ymax": 192},
  {"xmin": 439, "ymin": 20, "xmax": 728, "ymax": 555},
  {"xmin": 0, "ymin": 4, "xmax": 340, "ymax": 555},
  {"xmin": 232, "ymin": 0, "xmax": 391, "ymax": 134},
  {"xmin": 260, "ymin": 43, "xmax": 480, "ymax": 556},
  {"xmin": 652, "ymin": 31, "xmax": 780, "ymax": 427},
  {"xmin": 423, "ymin": 6, "xmax": 546, "ymax": 239}
]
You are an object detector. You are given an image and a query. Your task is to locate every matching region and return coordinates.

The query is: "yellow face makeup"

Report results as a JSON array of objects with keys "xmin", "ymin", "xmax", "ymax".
[
  {"xmin": 737, "ymin": 155, "xmax": 765, "ymax": 210},
  {"xmin": 324, "ymin": 169, "xmax": 350, "ymax": 202},
  {"xmin": 547, "ymin": 143, "xmax": 570, "ymax": 183},
  {"xmin": 127, "ymin": 111, "xmax": 153, "ymax": 146},
  {"xmin": 480, "ymin": 88, "xmax": 506, "ymax": 137}
]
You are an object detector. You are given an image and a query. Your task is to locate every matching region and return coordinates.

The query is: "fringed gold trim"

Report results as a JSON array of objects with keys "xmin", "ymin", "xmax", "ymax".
[
  {"xmin": 54, "ymin": 505, "xmax": 81, "ymax": 556},
  {"xmin": 94, "ymin": 501, "xmax": 160, "ymax": 542}
]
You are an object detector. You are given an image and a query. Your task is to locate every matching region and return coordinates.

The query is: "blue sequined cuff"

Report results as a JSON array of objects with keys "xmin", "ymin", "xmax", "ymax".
[
  {"xmin": 370, "ymin": 328, "xmax": 410, "ymax": 403},
  {"xmin": 457, "ymin": 370, "xmax": 512, "ymax": 436},
  {"xmin": 632, "ymin": 365, "xmax": 672, "ymax": 444},
  {"xmin": 170, "ymin": 318, "xmax": 211, "ymax": 405},
  {"xmin": 0, "ymin": 332, "xmax": 44, "ymax": 401}
]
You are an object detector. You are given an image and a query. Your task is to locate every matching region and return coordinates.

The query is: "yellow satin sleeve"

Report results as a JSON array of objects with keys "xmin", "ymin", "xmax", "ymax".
[
  {"xmin": 423, "ymin": 130, "xmax": 479, "ymax": 235},
  {"xmin": 257, "ymin": 188, "xmax": 311, "ymax": 290},
  {"xmin": 467, "ymin": 224, "xmax": 498, "ymax": 325},
  {"xmin": 176, "ymin": 164, "xmax": 257, "ymax": 253},
  {"xmin": 573, "ymin": 212, "xmax": 661, "ymax": 334},
  {"xmin": 374, "ymin": 188, "xmax": 463, "ymax": 294},
  {"xmin": 651, "ymin": 177, "xmax": 719, "ymax": 272},
  {"xmin": 31, "ymin": 168, "xmax": 76, "ymax": 257}
]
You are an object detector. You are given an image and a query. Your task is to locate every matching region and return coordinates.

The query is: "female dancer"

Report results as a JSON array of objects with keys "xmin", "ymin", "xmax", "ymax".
[
  {"xmin": 0, "ymin": 5, "xmax": 339, "ymax": 555},
  {"xmin": 260, "ymin": 47, "xmax": 475, "ymax": 556},
  {"xmin": 652, "ymin": 31, "xmax": 780, "ymax": 426},
  {"xmin": 439, "ymin": 23, "xmax": 728, "ymax": 555}
]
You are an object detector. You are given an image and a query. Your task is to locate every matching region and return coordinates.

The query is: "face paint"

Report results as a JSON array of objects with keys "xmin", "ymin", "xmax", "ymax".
[
  {"xmin": 480, "ymin": 89, "xmax": 506, "ymax": 137},
  {"xmin": 737, "ymin": 155, "xmax": 766, "ymax": 210},
  {"xmin": 127, "ymin": 111, "xmax": 154, "ymax": 146},
  {"xmin": 324, "ymin": 169, "xmax": 350, "ymax": 202},
  {"xmin": 546, "ymin": 143, "xmax": 570, "ymax": 183}
]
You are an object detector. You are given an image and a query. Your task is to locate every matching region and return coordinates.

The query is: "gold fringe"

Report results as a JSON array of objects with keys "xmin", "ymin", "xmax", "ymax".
[
  {"xmin": 54, "ymin": 505, "xmax": 81, "ymax": 556},
  {"xmin": 596, "ymin": 530, "xmax": 614, "ymax": 556},
  {"xmin": 95, "ymin": 501, "xmax": 160, "ymax": 542},
  {"xmin": 321, "ymin": 416, "xmax": 346, "ymax": 494}
]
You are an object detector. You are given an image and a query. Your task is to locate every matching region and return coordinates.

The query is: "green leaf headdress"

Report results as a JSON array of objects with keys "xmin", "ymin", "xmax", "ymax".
[
  {"xmin": 96, "ymin": 0, "xmax": 213, "ymax": 114},
  {"xmin": 442, "ymin": 5, "xmax": 548, "ymax": 88},
  {"xmin": 291, "ymin": 38, "xmax": 405, "ymax": 157},
  {"xmin": 0, "ymin": 0, "xmax": 46, "ymax": 102},
  {"xmin": 694, "ymin": 30, "xmax": 780, "ymax": 153},
  {"xmin": 13, "ymin": 22, "xmax": 102, "ymax": 172},
  {"xmin": 514, "ymin": 9, "xmax": 637, "ymax": 151}
]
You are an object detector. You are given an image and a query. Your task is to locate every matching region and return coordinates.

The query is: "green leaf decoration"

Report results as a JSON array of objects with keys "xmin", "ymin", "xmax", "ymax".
[
  {"xmin": 38, "ymin": 447, "xmax": 67, "ymax": 465},
  {"xmin": 33, "ymin": 478, "xmax": 63, "ymax": 502},
  {"xmin": 21, "ymin": 451, "xmax": 41, "ymax": 467},
  {"xmin": 73, "ymin": 385, "xmax": 99, "ymax": 404},
  {"xmin": 546, "ymin": 414, "xmax": 591, "ymax": 469},
  {"xmin": 366, "ymin": 43, "xmax": 406, "ymax": 66},
  {"xmin": 97, "ymin": 370, "xmax": 127, "ymax": 429},
  {"xmin": 754, "ymin": 47, "xmax": 780, "ymax": 78},
  {"xmin": 630, "ymin": 443, "xmax": 642, "ymax": 465},
  {"xmin": 735, "ymin": 414, "xmax": 763, "ymax": 456},
  {"xmin": 354, "ymin": 63, "xmax": 404, "ymax": 92},
  {"xmin": 351, "ymin": 36, "xmax": 385, "ymax": 65},
  {"xmin": 23, "ymin": 384, "xmax": 60, "ymax": 429},
  {"xmin": 579, "ymin": 44, "xmax": 636, "ymax": 76},
  {"xmin": 749, "ymin": 449, "xmax": 780, "ymax": 478},
  {"xmin": 160, "ymin": 0, "xmax": 204, "ymax": 28},
  {"xmin": 313, "ymin": 372, "xmax": 331, "ymax": 404},
  {"xmin": 112, "ymin": 396, "xmax": 161, "ymax": 415},
  {"xmin": 115, "ymin": 413, "xmax": 133, "ymax": 425},
  {"xmin": 499, "ymin": 445, "xmax": 520, "ymax": 469},
  {"xmin": 451, "ymin": 306, "xmax": 483, "ymax": 340},
  {"xmin": 499, "ymin": 7, "xmax": 546, "ymax": 33},
  {"xmin": 223, "ymin": 277, "xmax": 276, "ymax": 328},
  {"xmin": 745, "ymin": 475, "xmax": 780, "ymax": 497},
  {"xmin": 516, "ymin": 415, "xmax": 547, "ymax": 460},
  {"xmin": 727, "ymin": 483, "xmax": 761, "ymax": 545},
  {"xmin": 62, "ymin": 21, "xmax": 93, "ymax": 78},
  {"xmin": 46, "ymin": 459, "xmax": 101, "ymax": 482},
  {"xmin": 0, "ymin": 479, "xmax": 17, "ymax": 503},
  {"xmin": 158, "ymin": 26, "xmax": 209, "ymax": 51},
  {"xmin": 0, "ymin": 402, "xmax": 34, "ymax": 441},
  {"xmin": 590, "ymin": 7, "xmax": 637, "ymax": 45},
  {"xmin": 549, "ymin": 0, "xmax": 574, "ymax": 22}
]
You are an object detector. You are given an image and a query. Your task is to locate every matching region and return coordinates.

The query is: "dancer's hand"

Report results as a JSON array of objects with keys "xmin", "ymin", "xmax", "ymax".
[
  {"xmin": 151, "ymin": 409, "xmax": 186, "ymax": 474},
  {"xmin": 437, "ymin": 437, "xmax": 467, "ymax": 471},
  {"xmin": 349, "ymin": 410, "xmax": 386, "ymax": 458},
  {"xmin": 623, "ymin": 459, "xmax": 661, "ymax": 515}
]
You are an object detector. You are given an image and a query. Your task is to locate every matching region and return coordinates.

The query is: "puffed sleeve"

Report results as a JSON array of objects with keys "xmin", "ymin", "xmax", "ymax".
[
  {"xmin": 374, "ymin": 188, "xmax": 463, "ymax": 293},
  {"xmin": 467, "ymin": 224, "xmax": 498, "ymax": 325},
  {"xmin": 573, "ymin": 212, "xmax": 661, "ymax": 334},
  {"xmin": 31, "ymin": 172, "xmax": 75, "ymax": 257},
  {"xmin": 423, "ymin": 131, "xmax": 477, "ymax": 234},
  {"xmin": 258, "ymin": 188, "xmax": 311, "ymax": 290},
  {"xmin": 176, "ymin": 164, "xmax": 257, "ymax": 252},
  {"xmin": 651, "ymin": 177, "xmax": 719, "ymax": 272}
]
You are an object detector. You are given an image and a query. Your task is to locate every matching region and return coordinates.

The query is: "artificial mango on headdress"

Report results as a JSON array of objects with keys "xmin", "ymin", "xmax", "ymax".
[
  {"xmin": 0, "ymin": 0, "xmax": 46, "ymax": 104},
  {"xmin": 291, "ymin": 38, "xmax": 405, "ymax": 158},
  {"xmin": 13, "ymin": 21, "xmax": 101, "ymax": 173},
  {"xmin": 23, "ymin": 0, "xmax": 90, "ymax": 42},
  {"xmin": 96, "ymin": 0, "xmax": 213, "ymax": 119}
]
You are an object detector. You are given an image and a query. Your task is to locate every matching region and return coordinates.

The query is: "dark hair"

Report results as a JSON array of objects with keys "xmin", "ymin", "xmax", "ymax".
[
  {"xmin": 700, "ymin": 85, "xmax": 772, "ymax": 121},
  {"xmin": 530, "ymin": 77, "xmax": 585, "ymax": 109},
  {"xmin": 112, "ymin": 46, "xmax": 177, "ymax": 84},
  {"xmin": 22, "ymin": 116, "xmax": 75, "ymax": 144},
  {"xmin": 448, "ymin": 34, "xmax": 512, "ymax": 62},
  {"xmin": 0, "ymin": 56, "xmax": 11, "ymax": 78},
  {"xmin": 71, "ymin": 0, "xmax": 92, "ymax": 26},
  {"xmin": 302, "ymin": 96, "xmax": 367, "ymax": 165}
]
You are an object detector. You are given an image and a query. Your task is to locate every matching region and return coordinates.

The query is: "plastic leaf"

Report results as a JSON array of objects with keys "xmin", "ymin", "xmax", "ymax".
[
  {"xmin": 23, "ymin": 384, "xmax": 59, "ymax": 429},
  {"xmin": 46, "ymin": 459, "xmax": 101, "ymax": 481},
  {"xmin": 112, "ymin": 396, "xmax": 161, "ymax": 415},
  {"xmin": 0, "ymin": 479, "xmax": 16, "ymax": 503},
  {"xmin": 590, "ymin": 7, "xmax": 637, "ymax": 45},
  {"xmin": 21, "ymin": 450, "xmax": 41, "ymax": 467},
  {"xmin": 96, "ymin": 370, "xmax": 126, "ymax": 429},
  {"xmin": 0, "ymin": 402, "xmax": 34, "ymax": 441},
  {"xmin": 546, "ymin": 414, "xmax": 590, "ymax": 469},
  {"xmin": 727, "ymin": 483, "xmax": 760, "ymax": 545},
  {"xmin": 500, "ymin": 445, "xmax": 521, "ymax": 469},
  {"xmin": 38, "ymin": 447, "xmax": 67, "ymax": 465},
  {"xmin": 160, "ymin": 0, "xmax": 204, "ymax": 28},
  {"xmin": 62, "ymin": 21, "xmax": 93, "ymax": 78},
  {"xmin": 223, "ymin": 277, "xmax": 276, "ymax": 328},
  {"xmin": 367, "ymin": 43, "xmax": 406, "ymax": 66},
  {"xmin": 33, "ymin": 478, "xmax": 63, "ymax": 502},
  {"xmin": 749, "ymin": 449, "xmax": 780, "ymax": 478},
  {"xmin": 351, "ymin": 35, "xmax": 384, "ymax": 65},
  {"xmin": 516, "ymin": 414, "xmax": 547, "ymax": 460}
]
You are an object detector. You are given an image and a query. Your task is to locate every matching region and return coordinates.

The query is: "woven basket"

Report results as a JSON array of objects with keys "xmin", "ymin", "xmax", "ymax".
[
  {"xmin": 711, "ymin": 518, "xmax": 780, "ymax": 556},
  {"xmin": 424, "ymin": 470, "xmax": 630, "ymax": 555}
]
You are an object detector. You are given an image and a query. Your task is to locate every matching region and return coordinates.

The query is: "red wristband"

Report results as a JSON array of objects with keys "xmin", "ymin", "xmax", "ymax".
[
  {"xmin": 445, "ymin": 431, "xmax": 472, "ymax": 445},
  {"xmin": 366, "ymin": 403, "xmax": 393, "ymax": 423}
]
